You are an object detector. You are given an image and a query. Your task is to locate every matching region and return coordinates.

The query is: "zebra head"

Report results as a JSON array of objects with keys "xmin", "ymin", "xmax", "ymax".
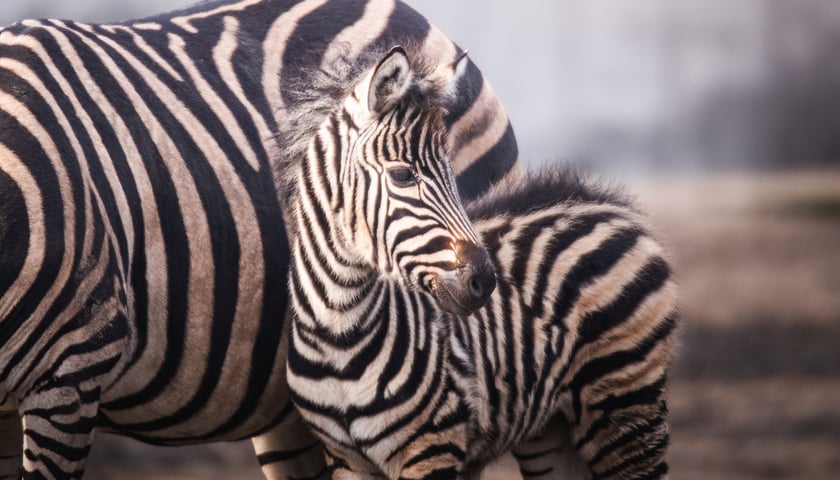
[{"xmin": 299, "ymin": 46, "xmax": 496, "ymax": 315}]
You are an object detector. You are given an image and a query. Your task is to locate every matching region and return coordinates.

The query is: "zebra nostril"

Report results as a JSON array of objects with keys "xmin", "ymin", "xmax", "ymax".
[
  {"xmin": 468, "ymin": 275, "xmax": 483, "ymax": 300},
  {"xmin": 452, "ymin": 239, "xmax": 496, "ymax": 308}
]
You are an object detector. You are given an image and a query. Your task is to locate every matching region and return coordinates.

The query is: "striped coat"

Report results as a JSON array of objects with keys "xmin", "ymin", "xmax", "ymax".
[
  {"xmin": 0, "ymin": 1, "xmax": 519, "ymax": 478},
  {"xmin": 288, "ymin": 167, "xmax": 678, "ymax": 479}
]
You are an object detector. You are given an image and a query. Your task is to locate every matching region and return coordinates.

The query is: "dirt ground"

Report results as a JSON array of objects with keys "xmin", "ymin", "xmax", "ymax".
[{"xmin": 78, "ymin": 171, "xmax": 840, "ymax": 479}]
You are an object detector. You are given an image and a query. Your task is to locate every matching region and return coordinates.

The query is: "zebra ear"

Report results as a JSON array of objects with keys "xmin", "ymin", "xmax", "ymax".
[
  {"xmin": 367, "ymin": 46, "xmax": 412, "ymax": 115},
  {"xmin": 443, "ymin": 50, "xmax": 470, "ymax": 98}
]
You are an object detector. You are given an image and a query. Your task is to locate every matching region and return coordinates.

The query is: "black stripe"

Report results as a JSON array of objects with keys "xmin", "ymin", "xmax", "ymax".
[
  {"xmin": 402, "ymin": 442, "xmax": 466, "ymax": 468},
  {"xmin": 519, "ymin": 466, "xmax": 554, "ymax": 477},
  {"xmin": 23, "ymin": 430, "xmax": 91, "ymax": 463},
  {"xmin": 593, "ymin": 433, "xmax": 669, "ymax": 480},
  {"xmin": 574, "ymin": 257, "xmax": 670, "ymax": 347},
  {"xmin": 456, "ymin": 122, "xmax": 518, "ymax": 202},
  {"xmin": 443, "ymin": 55, "xmax": 483, "ymax": 129},
  {"xmin": 0, "ymin": 60, "xmax": 73, "ymax": 382},
  {"xmin": 566, "ymin": 315, "xmax": 677, "ymax": 422},
  {"xmin": 90, "ymin": 23, "xmax": 191, "ymax": 410},
  {"xmin": 586, "ymin": 405, "xmax": 667, "ymax": 469},
  {"xmin": 0, "ymin": 169, "xmax": 30, "ymax": 327},
  {"xmin": 18, "ymin": 192, "xmax": 111, "ymax": 393},
  {"xmin": 372, "ymin": 1, "xmax": 431, "ymax": 55},
  {"xmin": 256, "ymin": 442, "xmax": 322, "ymax": 465},
  {"xmin": 280, "ymin": 0, "xmax": 369, "ymax": 108},
  {"xmin": 574, "ymin": 378, "xmax": 667, "ymax": 451},
  {"xmin": 376, "ymin": 287, "xmax": 413, "ymax": 400},
  {"xmin": 24, "ymin": 447, "xmax": 72, "ymax": 479},
  {"xmin": 511, "ymin": 446, "xmax": 562, "ymax": 461},
  {"xmin": 549, "ymin": 226, "xmax": 642, "ymax": 331}
]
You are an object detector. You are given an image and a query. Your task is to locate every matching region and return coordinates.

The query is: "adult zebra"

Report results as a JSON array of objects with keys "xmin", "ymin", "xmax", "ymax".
[
  {"xmin": 0, "ymin": 0, "xmax": 519, "ymax": 478},
  {"xmin": 284, "ymin": 55, "xmax": 677, "ymax": 476}
]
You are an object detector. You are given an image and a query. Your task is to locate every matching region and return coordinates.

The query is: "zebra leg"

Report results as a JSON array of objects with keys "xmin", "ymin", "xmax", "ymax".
[
  {"xmin": 252, "ymin": 306, "xmax": 328, "ymax": 480},
  {"xmin": 251, "ymin": 410, "xmax": 328, "ymax": 480},
  {"xmin": 322, "ymin": 447, "xmax": 382, "ymax": 480},
  {"xmin": 569, "ymin": 391, "xmax": 670, "ymax": 479},
  {"xmin": 0, "ymin": 412, "xmax": 22, "ymax": 479},
  {"xmin": 19, "ymin": 383, "xmax": 100, "ymax": 480},
  {"xmin": 511, "ymin": 417, "xmax": 588, "ymax": 480}
]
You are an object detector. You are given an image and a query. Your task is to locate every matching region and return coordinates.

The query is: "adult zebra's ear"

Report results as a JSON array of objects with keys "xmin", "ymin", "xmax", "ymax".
[
  {"xmin": 367, "ymin": 46, "xmax": 412, "ymax": 115},
  {"xmin": 443, "ymin": 50, "xmax": 470, "ymax": 99}
]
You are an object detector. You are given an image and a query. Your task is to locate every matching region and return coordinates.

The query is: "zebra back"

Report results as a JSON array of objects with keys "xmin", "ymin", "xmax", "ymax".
[{"xmin": 457, "ymin": 167, "xmax": 678, "ymax": 478}]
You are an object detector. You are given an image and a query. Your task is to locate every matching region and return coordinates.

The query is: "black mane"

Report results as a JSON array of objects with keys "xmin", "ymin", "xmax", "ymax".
[
  {"xmin": 273, "ymin": 42, "xmax": 449, "ymax": 215},
  {"xmin": 466, "ymin": 164, "xmax": 633, "ymax": 221}
]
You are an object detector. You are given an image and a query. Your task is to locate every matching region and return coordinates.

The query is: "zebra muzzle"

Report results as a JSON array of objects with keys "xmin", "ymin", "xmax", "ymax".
[{"xmin": 432, "ymin": 240, "xmax": 496, "ymax": 315}]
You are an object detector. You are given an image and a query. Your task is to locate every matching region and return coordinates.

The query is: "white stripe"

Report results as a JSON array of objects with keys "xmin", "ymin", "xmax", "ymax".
[
  {"xmin": 169, "ymin": 26, "xmax": 261, "ymax": 171},
  {"xmin": 262, "ymin": 0, "xmax": 330, "ymax": 118},
  {"xmin": 0, "ymin": 88, "xmax": 76, "ymax": 393},
  {"xmin": 26, "ymin": 24, "xmax": 168, "ymax": 406},
  {"xmin": 450, "ymin": 80, "xmax": 512, "ymax": 176},
  {"xmin": 105, "ymin": 25, "xmax": 184, "ymax": 82},
  {"xmin": 321, "ymin": 0, "xmax": 396, "ymax": 69},
  {"xmin": 170, "ymin": 0, "xmax": 263, "ymax": 34},
  {"xmin": 215, "ymin": 16, "xmax": 271, "ymax": 171},
  {"xmin": 131, "ymin": 23, "xmax": 162, "ymax": 31},
  {"xmin": 4, "ymin": 36, "xmax": 139, "ymax": 284},
  {"xmin": 58, "ymin": 22, "xmax": 214, "ymax": 423},
  {"xmin": 80, "ymin": 23, "xmax": 269, "ymax": 433},
  {"xmin": 0, "ymin": 145, "xmax": 46, "ymax": 336}
]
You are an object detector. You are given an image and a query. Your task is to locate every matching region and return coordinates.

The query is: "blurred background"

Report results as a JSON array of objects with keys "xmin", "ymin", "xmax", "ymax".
[{"xmin": 2, "ymin": 1, "xmax": 839, "ymax": 479}]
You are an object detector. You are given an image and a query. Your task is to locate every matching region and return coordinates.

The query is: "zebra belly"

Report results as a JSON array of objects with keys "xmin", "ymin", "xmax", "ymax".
[
  {"xmin": 91, "ymin": 171, "xmax": 292, "ymax": 443},
  {"xmin": 98, "ymin": 314, "xmax": 291, "ymax": 445},
  {"xmin": 93, "ymin": 244, "xmax": 290, "ymax": 444}
]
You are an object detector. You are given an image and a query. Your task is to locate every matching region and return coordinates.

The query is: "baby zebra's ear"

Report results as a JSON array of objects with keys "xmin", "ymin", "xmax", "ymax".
[{"xmin": 366, "ymin": 45, "xmax": 412, "ymax": 115}]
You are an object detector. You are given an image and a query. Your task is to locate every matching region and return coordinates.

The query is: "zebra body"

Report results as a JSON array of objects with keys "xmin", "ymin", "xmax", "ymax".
[
  {"xmin": 289, "ymin": 164, "xmax": 677, "ymax": 479},
  {"xmin": 0, "ymin": 0, "xmax": 519, "ymax": 478},
  {"xmin": 285, "ymin": 46, "xmax": 496, "ymax": 479}
]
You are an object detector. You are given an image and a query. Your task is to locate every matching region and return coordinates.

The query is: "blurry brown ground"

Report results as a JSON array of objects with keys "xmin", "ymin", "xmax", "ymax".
[{"xmin": 84, "ymin": 170, "xmax": 840, "ymax": 480}]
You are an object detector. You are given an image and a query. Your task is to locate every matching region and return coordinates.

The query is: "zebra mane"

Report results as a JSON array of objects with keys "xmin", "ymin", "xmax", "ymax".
[
  {"xmin": 272, "ymin": 42, "xmax": 448, "ymax": 210},
  {"xmin": 466, "ymin": 164, "xmax": 634, "ymax": 221}
]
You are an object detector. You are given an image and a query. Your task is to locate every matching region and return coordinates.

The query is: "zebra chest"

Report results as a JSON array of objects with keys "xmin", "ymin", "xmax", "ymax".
[{"xmin": 289, "ymin": 298, "xmax": 464, "ymax": 476}]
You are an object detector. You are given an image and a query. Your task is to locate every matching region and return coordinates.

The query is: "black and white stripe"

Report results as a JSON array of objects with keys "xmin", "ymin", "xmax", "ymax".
[
  {"xmin": 286, "ymin": 46, "xmax": 496, "ymax": 479},
  {"xmin": 0, "ymin": 1, "xmax": 520, "ymax": 478},
  {"xmin": 462, "ymin": 168, "xmax": 677, "ymax": 480},
  {"xmin": 289, "ymin": 162, "xmax": 678, "ymax": 479}
]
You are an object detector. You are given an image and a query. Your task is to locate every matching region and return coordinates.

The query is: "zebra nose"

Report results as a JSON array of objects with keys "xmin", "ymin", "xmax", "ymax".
[
  {"xmin": 468, "ymin": 275, "xmax": 485, "ymax": 299},
  {"xmin": 467, "ymin": 269, "xmax": 494, "ymax": 304},
  {"xmin": 455, "ymin": 240, "xmax": 496, "ymax": 307}
]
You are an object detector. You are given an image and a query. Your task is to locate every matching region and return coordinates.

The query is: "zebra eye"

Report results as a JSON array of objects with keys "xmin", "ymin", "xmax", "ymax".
[{"xmin": 388, "ymin": 166, "xmax": 416, "ymax": 186}]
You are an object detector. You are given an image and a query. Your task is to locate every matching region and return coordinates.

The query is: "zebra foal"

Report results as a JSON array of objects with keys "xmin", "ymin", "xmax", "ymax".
[
  {"xmin": 287, "ymin": 155, "xmax": 678, "ymax": 478},
  {"xmin": 0, "ymin": 0, "xmax": 521, "ymax": 478}
]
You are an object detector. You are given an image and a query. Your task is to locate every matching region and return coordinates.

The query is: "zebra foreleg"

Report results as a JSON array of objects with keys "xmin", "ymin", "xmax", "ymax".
[
  {"xmin": 568, "ymin": 389, "xmax": 670, "ymax": 480},
  {"xmin": 0, "ymin": 411, "xmax": 22, "ymax": 479},
  {"xmin": 251, "ymin": 409, "xmax": 328, "ymax": 480},
  {"xmin": 511, "ymin": 417, "xmax": 588, "ymax": 480},
  {"xmin": 19, "ymin": 382, "xmax": 100, "ymax": 480},
  {"xmin": 322, "ymin": 447, "xmax": 382, "ymax": 480}
]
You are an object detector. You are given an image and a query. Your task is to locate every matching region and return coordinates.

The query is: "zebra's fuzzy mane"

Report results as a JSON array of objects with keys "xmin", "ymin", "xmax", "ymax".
[
  {"xmin": 466, "ymin": 165, "xmax": 634, "ymax": 221},
  {"xmin": 272, "ymin": 42, "xmax": 450, "ymax": 212}
]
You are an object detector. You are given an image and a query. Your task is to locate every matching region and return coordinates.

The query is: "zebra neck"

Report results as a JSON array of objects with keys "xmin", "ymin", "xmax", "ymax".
[
  {"xmin": 289, "ymin": 230, "xmax": 377, "ymax": 331},
  {"xmin": 291, "ymin": 248, "xmax": 450, "ymax": 382}
]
